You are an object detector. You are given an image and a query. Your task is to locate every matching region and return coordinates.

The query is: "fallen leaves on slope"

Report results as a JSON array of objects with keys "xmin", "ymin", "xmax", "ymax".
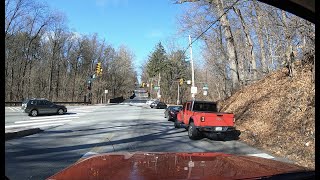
[{"xmin": 219, "ymin": 61, "xmax": 315, "ymax": 169}]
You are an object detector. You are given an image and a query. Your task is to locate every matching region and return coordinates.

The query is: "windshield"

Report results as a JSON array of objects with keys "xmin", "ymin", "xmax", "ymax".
[{"xmin": 171, "ymin": 106, "xmax": 182, "ymax": 111}]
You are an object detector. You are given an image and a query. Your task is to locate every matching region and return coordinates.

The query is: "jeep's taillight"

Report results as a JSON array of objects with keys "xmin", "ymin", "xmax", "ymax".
[
  {"xmin": 201, "ymin": 117, "xmax": 205, "ymax": 122},
  {"xmin": 233, "ymin": 118, "xmax": 236, "ymax": 123}
]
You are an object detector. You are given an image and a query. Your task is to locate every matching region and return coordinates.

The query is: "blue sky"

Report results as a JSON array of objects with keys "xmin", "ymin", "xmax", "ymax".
[{"xmin": 43, "ymin": 0, "xmax": 203, "ymax": 79}]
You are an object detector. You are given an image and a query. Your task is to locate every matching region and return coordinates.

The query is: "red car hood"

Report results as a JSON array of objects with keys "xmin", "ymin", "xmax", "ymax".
[{"xmin": 47, "ymin": 152, "xmax": 312, "ymax": 180}]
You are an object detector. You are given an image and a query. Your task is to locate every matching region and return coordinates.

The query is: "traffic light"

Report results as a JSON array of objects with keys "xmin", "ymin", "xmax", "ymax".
[
  {"xmin": 96, "ymin": 62, "xmax": 101, "ymax": 75},
  {"xmin": 99, "ymin": 68, "xmax": 103, "ymax": 76},
  {"xmin": 179, "ymin": 78, "xmax": 184, "ymax": 85},
  {"xmin": 87, "ymin": 82, "xmax": 92, "ymax": 90}
]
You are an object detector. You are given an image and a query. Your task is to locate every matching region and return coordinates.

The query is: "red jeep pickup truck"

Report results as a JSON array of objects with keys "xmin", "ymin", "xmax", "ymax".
[{"xmin": 175, "ymin": 101, "xmax": 240, "ymax": 140}]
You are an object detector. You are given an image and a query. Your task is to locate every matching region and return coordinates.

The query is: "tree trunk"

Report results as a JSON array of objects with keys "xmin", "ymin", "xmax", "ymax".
[
  {"xmin": 48, "ymin": 52, "xmax": 55, "ymax": 100},
  {"xmin": 215, "ymin": 0, "xmax": 240, "ymax": 90},
  {"xmin": 27, "ymin": 62, "xmax": 32, "ymax": 98},
  {"xmin": 233, "ymin": 7, "xmax": 257, "ymax": 81},
  {"xmin": 10, "ymin": 67, "xmax": 14, "ymax": 101},
  {"xmin": 56, "ymin": 62, "xmax": 60, "ymax": 101},
  {"xmin": 282, "ymin": 10, "xmax": 294, "ymax": 77},
  {"xmin": 253, "ymin": 0, "xmax": 268, "ymax": 74}
]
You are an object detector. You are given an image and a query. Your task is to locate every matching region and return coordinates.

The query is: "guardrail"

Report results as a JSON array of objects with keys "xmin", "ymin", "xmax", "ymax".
[{"xmin": 5, "ymin": 102, "xmax": 91, "ymax": 106}]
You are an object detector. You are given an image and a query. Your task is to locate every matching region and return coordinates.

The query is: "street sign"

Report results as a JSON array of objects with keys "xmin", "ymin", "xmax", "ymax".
[
  {"xmin": 203, "ymin": 90, "xmax": 207, "ymax": 96},
  {"xmin": 187, "ymin": 80, "xmax": 192, "ymax": 85},
  {"xmin": 154, "ymin": 86, "xmax": 160, "ymax": 90},
  {"xmin": 191, "ymin": 86, "xmax": 197, "ymax": 94},
  {"xmin": 203, "ymin": 86, "xmax": 209, "ymax": 90},
  {"xmin": 104, "ymin": 90, "xmax": 108, "ymax": 94}
]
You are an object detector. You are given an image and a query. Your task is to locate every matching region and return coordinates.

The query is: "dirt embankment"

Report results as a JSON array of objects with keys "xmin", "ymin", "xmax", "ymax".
[{"xmin": 219, "ymin": 59, "xmax": 315, "ymax": 169}]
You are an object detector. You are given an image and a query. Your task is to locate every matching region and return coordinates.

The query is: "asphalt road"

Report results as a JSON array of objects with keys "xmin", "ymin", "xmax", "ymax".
[{"xmin": 5, "ymin": 104, "xmax": 293, "ymax": 180}]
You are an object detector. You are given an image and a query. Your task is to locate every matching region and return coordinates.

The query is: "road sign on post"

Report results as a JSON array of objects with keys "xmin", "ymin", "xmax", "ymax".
[
  {"xmin": 191, "ymin": 86, "xmax": 197, "ymax": 94},
  {"xmin": 187, "ymin": 80, "xmax": 191, "ymax": 85},
  {"xmin": 203, "ymin": 90, "xmax": 208, "ymax": 96},
  {"xmin": 104, "ymin": 90, "xmax": 108, "ymax": 94}
]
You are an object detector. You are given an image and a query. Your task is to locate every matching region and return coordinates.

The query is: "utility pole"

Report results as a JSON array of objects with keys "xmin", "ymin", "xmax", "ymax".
[
  {"xmin": 189, "ymin": 35, "xmax": 195, "ymax": 100},
  {"xmin": 150, "ymin": 78, "xmax": 153, "ymax": 98},
  {"xmin": 177, "ymin": 83, "xmax": 180, "ymax": 105},
  {"xmin": 157, "ymin": 72, "xmax": 161, "ymax": 99}
]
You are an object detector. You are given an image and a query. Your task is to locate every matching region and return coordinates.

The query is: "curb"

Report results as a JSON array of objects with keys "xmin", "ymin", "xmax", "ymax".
[{"xmin": 5, "ymin": 128, "xmax": 43, "ymax": 141}]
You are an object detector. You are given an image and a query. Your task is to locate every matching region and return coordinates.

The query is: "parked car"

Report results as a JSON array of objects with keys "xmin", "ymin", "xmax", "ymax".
[
  {"xmin": 164, "ymin": 105, "xmax": 183, "ymax": 121},
  {"xmin": 149, "ymin": 100, "xmax": 159, "ymax": 107},
  {"xmin": 21, "ymin": 98, "xmax": 67, "ymax": 116},
  {"xmin": 150, "ymin": 101, "xmax": 167, "ymax": 109},
  {"xmin": 176, "ymin": 101, "xmax": 240, "ymax": 140},
  {"xmin": 146, "ymin": 99, "xmax": 157, "ymax": 105}
]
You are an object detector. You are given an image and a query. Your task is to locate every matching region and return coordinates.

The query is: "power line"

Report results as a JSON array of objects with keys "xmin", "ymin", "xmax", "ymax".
[{"xmin": 182, "ymin": 0, "xmax": 241, "ymax": 56}]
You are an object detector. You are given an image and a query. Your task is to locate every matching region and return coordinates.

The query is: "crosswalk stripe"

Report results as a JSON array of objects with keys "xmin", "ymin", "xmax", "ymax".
[
  {"xmin": 5, "ymin": 120, "xmax": 72, "ymax": 129},
  {"xmin": 70, "ymin": 110, "xmax": 92, "ymax": 113},
  {"xmin": 8, "ymin": 107, "xmax": 15, "ymax": 111},
  {"xmin": 14, "ymin": 123, "xmax": 65, "ymax": 129},
  {"xmin": 76, "ymin": 113, "xmax": 86, "ymax": 116},
  {"xmin": 13, "ymin": 107, "xmax": 20, "ymax": 111},
  {"xmin": 29, "ymin": 123, "xmax": 64, "ymax": 128},
  {"xmin": 29, "ymin": 114, "xmax": 79, "ymax": 120},
  {"xmin": 15, "ymin": 117, "xmax": 79, "ymax": 124}
]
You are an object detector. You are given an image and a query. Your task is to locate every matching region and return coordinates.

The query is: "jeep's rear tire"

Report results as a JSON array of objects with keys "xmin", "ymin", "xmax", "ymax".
[
  {"xmin": 188, "ymin": 122, "xmax": 201, "ymax": 140},
  {"xmin": 30, "ymin": 109, "xmax": 38, "ymax": 117}
]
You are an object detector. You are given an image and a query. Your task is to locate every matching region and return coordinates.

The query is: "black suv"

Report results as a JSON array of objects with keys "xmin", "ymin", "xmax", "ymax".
[
  {"xmin": 150, "ymin": 101, "xmax": 167, "ymax": 109},
  {"xmin": 21, "ymin": 98, "xmax": 67, "ymax": 116}
]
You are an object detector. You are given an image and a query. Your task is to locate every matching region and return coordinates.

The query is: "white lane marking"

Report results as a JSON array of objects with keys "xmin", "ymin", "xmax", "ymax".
[
  {"xmin": 80, "ymin": 152, "xmax": 99, "ymax": 159},
  {"xmin": 5, "ymin": 120, "xmax": 72, "ymax": 129},
  {"xmin": 246, "ymin": 153, "xmax": 274, "ymax": 159},
  {"xmin": 73, "ymin": 107, "xmax": 98, "ymax": 110},
  {"xmin": 15, "ymin": 116, "xmax": 79, "ymax": 124},
  {"xmin": 70, "ymin": 110, "xmax": 92, "ymax": 113},
  {"xmin": 29, "ymin": 115, "xmax": 79, "ymax": 120},
  {"xmin": 28, "ymin": 123, "xmax": 64, "ymax": 128},
  {"xmin": 9, "ymin": 123, "xmax": 65, "ymax": 129},
  {"xmin": 13, "ymin": 107, "xmax": 21, "ymax": 111},
  {"xmin": 74, "ymin": 113, "xmax": 86, "ymax": 116},
  {"xmin": 8, "ymin": 107, "xmax": 15, "ymax": 111}
]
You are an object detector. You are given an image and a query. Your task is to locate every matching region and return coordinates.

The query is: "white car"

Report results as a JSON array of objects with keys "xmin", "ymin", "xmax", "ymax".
[{"xmin": 146, "ymin": 99, "xmax": 157, "ymax": 105}]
